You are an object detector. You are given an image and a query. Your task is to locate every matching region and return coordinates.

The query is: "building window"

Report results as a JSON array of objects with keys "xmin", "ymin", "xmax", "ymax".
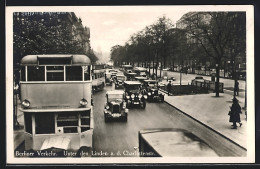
[
  {"xmin": 46, "ymin": 66, "xmax": 64, "ymax": 81},
  {"xmin": 27, "ymin": 66, "xmax": 45, "ymax": 81},
  {"xmin": 35, "ymin": 113, "xmax": 55, "ymax": 134},
  {"xmin": 66, "ymin": 66, "xmax": 82, "ymax": 81}
]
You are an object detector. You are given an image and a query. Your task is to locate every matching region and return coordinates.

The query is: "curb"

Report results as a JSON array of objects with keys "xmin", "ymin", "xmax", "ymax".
[{"xmin": 159, "ymin": 88, "xmax": 247, "ymax": 151}]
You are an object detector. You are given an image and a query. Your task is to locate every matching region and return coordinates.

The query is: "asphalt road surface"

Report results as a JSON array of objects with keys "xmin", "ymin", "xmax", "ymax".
[{"xmin": 92, "ymin": 84, "xmax": 246, "ymax": 157}]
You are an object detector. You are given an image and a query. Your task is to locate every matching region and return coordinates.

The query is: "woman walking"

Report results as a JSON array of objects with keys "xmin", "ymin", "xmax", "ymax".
[{"xmin": 229, "ymin": 97, "xmax": 242, "ymax": 129}]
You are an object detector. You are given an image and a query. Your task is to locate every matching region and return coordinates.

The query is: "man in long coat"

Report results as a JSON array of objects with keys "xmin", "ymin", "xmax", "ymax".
[{"xmin": 229, "ymin": 97, "xmax": 242, "ymax": 129}]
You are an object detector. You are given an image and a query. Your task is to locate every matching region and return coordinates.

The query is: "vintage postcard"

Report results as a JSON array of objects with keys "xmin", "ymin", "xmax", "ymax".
[{"xmin": 6, "ymin": 5, "xmax": 255, "ymax": 164}]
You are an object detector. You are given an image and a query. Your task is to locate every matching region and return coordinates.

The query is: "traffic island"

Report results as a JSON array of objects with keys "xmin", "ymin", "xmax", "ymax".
[{"xmin": 160, "ymin": 85, "xmax": 208, "ymax": 96}]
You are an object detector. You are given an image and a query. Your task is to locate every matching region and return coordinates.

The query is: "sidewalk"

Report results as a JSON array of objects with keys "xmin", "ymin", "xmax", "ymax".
[{"xmin": 161, "ymin": 91, "xmax": 247, "ymax": 149}]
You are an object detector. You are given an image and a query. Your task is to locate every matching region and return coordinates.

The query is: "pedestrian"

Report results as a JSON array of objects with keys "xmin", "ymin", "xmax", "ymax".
[
  {"xmin": 234, "ymin": 81, "xmax": 239, "ymax": 96},
  {"xmin": 167, "ymin": 80, "xmax": 172, "ymax": 96},
  {"xmin": 228, "ymin": 97, "xmax": 242, "ymax": 129}
]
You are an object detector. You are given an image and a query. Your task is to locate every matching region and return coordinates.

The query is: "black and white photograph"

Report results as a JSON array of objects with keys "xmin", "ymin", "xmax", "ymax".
[{"xmin": 6, "ymin": 5, "xmax": 254, "ymax": 164}]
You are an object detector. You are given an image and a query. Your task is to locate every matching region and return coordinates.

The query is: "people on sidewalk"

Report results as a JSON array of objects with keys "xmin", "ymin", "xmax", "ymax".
[
  {"xmin": 234, "ymin": 81, "xmax": 239, "ymax": 96},
  {"xmin": 167, "ymin": 80, "xmax": 172, "ymax": 96},
  {"xmin": 228, "ymin": 97, "xmax": 242, "ymax": 129}
]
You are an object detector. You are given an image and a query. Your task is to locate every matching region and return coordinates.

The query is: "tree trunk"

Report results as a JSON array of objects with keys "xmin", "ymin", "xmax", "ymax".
[
  {"xmin": 156, "ymin": 50, "xmax": 158, "ymax": 78},
  {"xmin": 160, "ymin": 53, "xmax": 162, "ymax": 78},
  {"xmin": 215, "ymin": 59, "xmax": 220, "ymax": 97},
  {"xmin": 223, "ymin": 60, "xmax": 226, "ymax": 78},
  {"xmin": 152, "ymin": 54, "xmax": 155, "ymax": 75}
]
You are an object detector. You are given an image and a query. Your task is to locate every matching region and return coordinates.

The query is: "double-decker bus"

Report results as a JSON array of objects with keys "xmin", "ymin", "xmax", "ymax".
[
  {"xmin": 19, "ymin": 55, "xmax": 93, "ymax": 155},
  {"xmin": 92, "ymin": 64, "xmax": 105, "ymax": 92}
]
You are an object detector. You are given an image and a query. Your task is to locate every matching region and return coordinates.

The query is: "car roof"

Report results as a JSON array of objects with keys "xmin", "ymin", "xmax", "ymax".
[
  {"xmin": 122, "ymin": 65, "xmax": 133, "ymax": 67},
  {"xmin": 144, "ymin": 80, "xmax": 157, "ymax": 82},
  {"xmin": 124, "ymin": 81, "xmax": 141, "ymax": 85},
  {"xmin": 135, "ymin": 76, "xmax": 147, "ymax": 79},
  {"xmin": 20, "ymin": 54, "xmax": 91, "ymax": 66},
  {"xmin": 116, "ymin": 74, "xmax": 125, "ymax": 77},
  {"xmin": 127, "ymin": 72, "xmax": 137, "ymax": 75},
  {"xmin": 139, "ymin": 128, "xmax": 218, "ymax": 157},
  {"xmin": 106, "ymin": 90, "xmax": 124, "ymax": 95},
  {"xmin": 133, "ymin": 67, "xmax": 147, "ymax": 71}
]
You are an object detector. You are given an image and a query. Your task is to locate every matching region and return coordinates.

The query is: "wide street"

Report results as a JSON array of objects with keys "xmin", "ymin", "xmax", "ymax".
[
  {"xmin": 92, "ymin": 76, "xmax": 246, "ymax": 157},
  {"xmin": 14, "ymin": 69, "xmax": 246, "ymax": 157}
]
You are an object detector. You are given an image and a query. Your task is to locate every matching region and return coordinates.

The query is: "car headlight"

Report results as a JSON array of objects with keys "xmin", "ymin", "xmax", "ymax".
[
  {"xmin": 138, "ymin": 94, "xmax": 142, "ymax": 99},
  {"xmin": 152, "ymin": 92, "xmax": 154, "ymax": 94},
  {"xmin": 126, "ymin": 96, "xmax": 130, "ymax": 99},
  {"xmin": 106, "ymin": 106, "xmax": 109, "ymax": 109},
  {"xmin": 80, "ymin": 98, "xmax": 88, "ymax": 106},
  {"xmin": 22, "ymin": 99, "xmax": 30, "ymax": 108},
  {"xmin": 131, "ymin": 94, "xmax": 135, "ymax": 99},
  {"xmin": 148, "ymin": 92, "xmax": 151, "ymax": 95},
  {"xmin": 144, "ymin": 95, "xmax": 148, "ymax": 99}
]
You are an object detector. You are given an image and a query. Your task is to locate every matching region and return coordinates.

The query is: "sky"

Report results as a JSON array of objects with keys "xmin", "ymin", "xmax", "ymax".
[{"xmin": 74, "ymin": 6, "xmax": 192, "ymax": 58}]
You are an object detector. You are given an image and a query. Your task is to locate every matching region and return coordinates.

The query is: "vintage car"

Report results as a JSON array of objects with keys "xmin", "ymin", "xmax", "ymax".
[
  {"xmin": 124, "ymin": 81, "xmax": 147, "ymax": 109},
  {"xmin": 108, "ymin": 69, "xmax": 118, "ymax": 81},
  {"xmin": 133, "ymin": 67, "xmax": 148, "ymax": 78},
  {"xmin": 104, "ymin": 90, "xmax": 128, "ymax": 122},
  {"xmin": 115, "ymin": 74, "xmax": 126, "ymax": 89},
  {"xmin": 143, "ymin": 80, "xmax": 164, "ymax": 102},
  {"xmin": 105, "ymin": 74, "xmax": 113, "ymax": 86},
  {"xmin": 138, "ymin": 128, "xmax": 218, "ymax": 157},
  {"xmin": 135, "ymin": 76, "xmax": 147, "ymax": 87},
  {"xmin": 105, "ymin": 69, "xmax": 118, "ymax": 85},
  {"xmin": 168, "ymin": 77, "xmax": 176, "ymax": 81},
  {"xmin": 125, "ymin": 72, "xmax": 137, "ymax": 81}
]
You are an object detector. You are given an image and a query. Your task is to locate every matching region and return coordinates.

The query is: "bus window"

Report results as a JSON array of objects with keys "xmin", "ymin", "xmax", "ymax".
[
  {"xmin": 20, "ymin": 66, "xmax": 26, "ymax": 81},
  {"xmin": 66, "ymin": 66, "xmax": 82, "ymax": 81},
  {"xmin": 84, "ymin": 66, "xmax": 91, "ymax": 81},
  {"xmin": 57, "ymin": 112, "xmax": 78, "ymax": 133},
  {"xmin": 24, "ymin": 112, "xmax": 32, "ymax": 134},
  {"xmin": 46, "ymin": 66, "xmax": 64, "ymax": 81},
  {"xmin": 27, "ymin": 66, "xmax": 45, "ymax": 81},
  {"xmin": 80, "ymin": 110, "xmax": 90, "ymax": 132},
  {"xmin": 35, "ymin": 113, "xmax": 55, "ymax": 134}
]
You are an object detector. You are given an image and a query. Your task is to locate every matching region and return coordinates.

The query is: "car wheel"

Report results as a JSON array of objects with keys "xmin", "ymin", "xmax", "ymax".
[
  {"xmin": 141, "ymin": 102, "xmax": 146, "ymax": 109},
  {"xmin": 123, "ymin": 115, "xmax": 127, "ymax": 122},
  {"xmin": 161, "ymin": 96, "xmax": 164, "ymax": 103},
  {"xmin": 104, "ymin": 115, "xmax": 108, "ymax": 122}
]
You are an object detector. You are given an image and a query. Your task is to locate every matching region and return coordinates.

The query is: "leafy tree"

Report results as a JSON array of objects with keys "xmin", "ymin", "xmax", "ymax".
[
  {"xmin": 150, "ymin": 16, "xmax": 174, "ymax": 77},
  {"xmin": 13, "ymin": 12, "xmax": 96, "ymax": 84},
  {"xmin": 183, "ymin": 12, "xmax": 246, "ymax": 97}
]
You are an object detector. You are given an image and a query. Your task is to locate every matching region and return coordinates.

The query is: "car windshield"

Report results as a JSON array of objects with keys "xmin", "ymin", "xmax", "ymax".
[
  {"xmin": 148, "ymin": 82, "xmax": 157, "ymax": 87},
  {"xmin": 195, "ymin": 77, "xmax": 203, "ymax": 79},
  {"xmin": 108, "ymin": 94, "xmax": 123, "ymax": 101},
  {"xmin": 117, "ymin": 76, "xmax": 126, "ymax": 81},
  {"xmin": 126, "ymin": 84, "xmax": 140, "ymax": 91}
]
